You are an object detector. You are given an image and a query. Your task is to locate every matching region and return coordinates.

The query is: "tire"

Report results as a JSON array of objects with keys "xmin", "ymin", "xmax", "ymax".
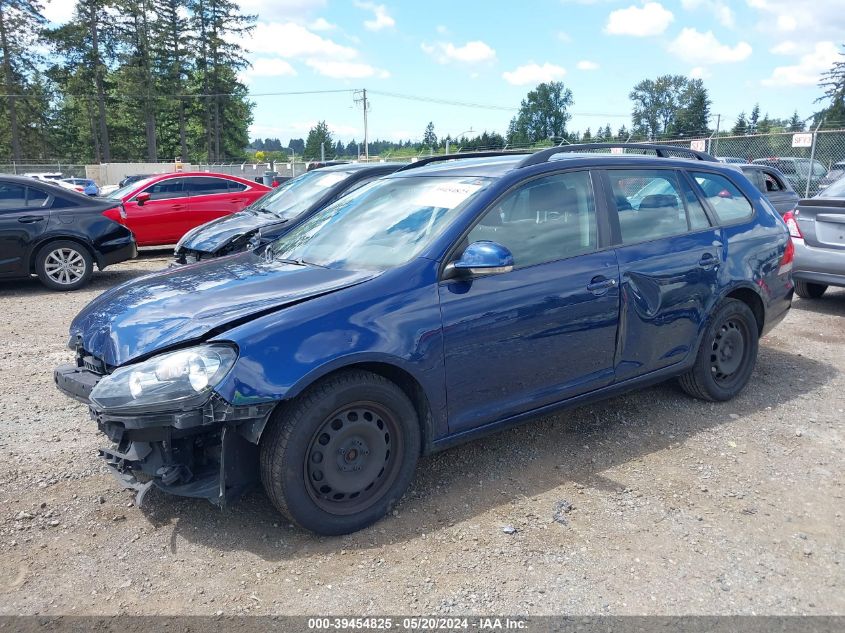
[
  {"xmin": 794, "ymin": 280, "xmax": 827, "ymax": 299},
  {"xmin": 35, "ymin": 240, "xmax": 93, "ymax": 291},
  {"xmin": 260, "ymin": 369, "xmax": 421, "ymax": 535},
  {"xmin": 678, "ymin": 298, "xmax": 759, "ymax": 402}
]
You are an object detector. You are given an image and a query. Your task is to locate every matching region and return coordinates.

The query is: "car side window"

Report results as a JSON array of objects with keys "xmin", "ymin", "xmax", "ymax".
[
  {"xmin": 142, "ymin": 178, "xmax": 187, "ymax": 200},
  {"xmin": 0, "ymin": 183, "xmax": 28, "ymax": 211},
  {"xmin": 466, "ymin": 171, "xmax": 597, "ymax": 269},
  {"xmin": 762, "ymin": 170, "xmax": 785, "ymax": 192},
  {"xmin": 187, "ymin": 177, "xmax": 233, "ymax": 196},
  {"xmin": 609, "ymin": 169, "xmax": 706, "ymax": 244},
  {"xmin": 26, "ymin": 187, "xmax": 49, "ymax": 208},
  {"xmin": 228, "ymin": 180, "xmax": 248, "ymax": 192},
  {"xmin": 691, "ymin": 172, "xmax": 754, "ymax": 224}
]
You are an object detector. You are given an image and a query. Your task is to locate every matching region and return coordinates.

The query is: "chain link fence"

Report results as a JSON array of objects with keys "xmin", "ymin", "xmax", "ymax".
[
  {"xmin": 0, "ymin": 161, "xmax": 88, "ymax": 178},
  {"xmin": 652, "ymin": 129, "xmax": 845, "ymax": 197}
]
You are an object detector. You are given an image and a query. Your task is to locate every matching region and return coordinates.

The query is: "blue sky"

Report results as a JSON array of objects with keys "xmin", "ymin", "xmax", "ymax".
[{"xmin": 43, "ymin": 0, "xmax": 845, "ymax": 147}]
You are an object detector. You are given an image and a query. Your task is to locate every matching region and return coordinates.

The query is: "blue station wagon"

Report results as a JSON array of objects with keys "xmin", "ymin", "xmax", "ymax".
[{"xmin": 54, "ymin": 144, "xmax": 794, "ymax": 535}]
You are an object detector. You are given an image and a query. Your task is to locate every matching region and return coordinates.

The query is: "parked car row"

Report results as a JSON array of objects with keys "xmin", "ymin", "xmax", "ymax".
[{"xmin": 51, "ymin": 143, "xmax": 797, "ymax": 536}]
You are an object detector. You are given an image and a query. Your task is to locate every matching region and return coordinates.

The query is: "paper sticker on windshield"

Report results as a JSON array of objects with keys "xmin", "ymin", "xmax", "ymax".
[
  {"xmin": 416, "ymin": 183, "xmax": 483, "ymax": 209},
  {"xmin": 316, "ymin": 172, "xmax": 349, "ymax": 188}
]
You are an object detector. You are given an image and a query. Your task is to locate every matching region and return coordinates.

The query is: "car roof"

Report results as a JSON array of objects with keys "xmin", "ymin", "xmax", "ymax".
[
  {"xmin": 0, "ymin": 174, "xmax": 103, "ymax": 201},
  {"xmin": 389, "ymin": 153, "xmax": 733, "ymax": 179},
  {"xmin": 319, "ymin": 162, "xmax": 406, "ymax": 173}
]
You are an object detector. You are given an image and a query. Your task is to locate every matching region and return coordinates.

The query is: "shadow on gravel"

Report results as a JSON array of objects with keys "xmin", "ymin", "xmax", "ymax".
[
  {"xmin": 792, "ymin": 289, "xmax": 845, "ymax": 317},
  {"xmin": 138, "ymin": 345, "xmax": 838, "ymax": 561}
]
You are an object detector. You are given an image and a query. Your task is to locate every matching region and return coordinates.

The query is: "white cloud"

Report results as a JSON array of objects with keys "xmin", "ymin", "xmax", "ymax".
[
  {"xmin": 680, "ymin": 0, "xmax": 734, "ymax": 28},
  {"xmin": 309, "ymin": 17, "xmax": 336, "ymax": 31},
  {"xmin": 436, "ymin": 25, "xmax": 449, "ymax": 35},
  {"xmin": 42, "ymin": 0, "xmax": 75, "ymax": 24},
  {"xmin": 243, "ymin": 58, "xmax": 297, "ymax": 82},
  {"xmin": 557, "ymin": 31, "xmax": 572, "ymax": 43},
  {"xmin": 249, "ymin": 22, "xmax": 358, "ymax": 60},
  {"xmin": 762, "ymin": 41, "xmax": 839, "ymax": 86},
  {"xmin": 502, "ymin": 62, "xmax": 567, "ymax": 86},
  {"xmin": 776, "ymin": 14, "xmax": 797, "ymax": 31},
  {"xmin": 745, "ymin": 1, "xmax": 845, "ymax": 44},
  {"xmin": 770, "ymin": 41, "xmax": 797, "ymax": 55},
  {"xmin": 354, "ymin": 1, "xmax": 395, "ymax": 31},
  {"xmin": 576, "ymin": 60, "xmax": 600, "ymax": 70},
  {"xmin": 305, "ymin": 60, "xmax": 389, "ymax": 79},
  {"xmin": 238, "ymin": 0, "xmax": 326, "ymax": 17},
  {"xmin": 422, "ymin": 40, "xmax": 496, "ymax": 64},
  {"xmin": 689, "ymin": 66, "xmax": 711, "ymax": 79},
  {"xmin": 605, "ymin": 2, "xmax": 674, "ymax": 36},
  {"xmin": 667, "ymin": 28, "xmax": 752, "ymax": 63}
]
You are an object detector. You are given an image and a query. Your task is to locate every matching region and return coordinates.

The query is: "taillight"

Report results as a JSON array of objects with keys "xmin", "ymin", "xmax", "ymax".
[
  {"xmin": 102, "ymin": 207, "xmax": 122, "ymax": 222},
  {"xmin": 783, "ymin": 210, "xmax": 803, "ymax": 239},
  {"xmin": 779, "ymin": 236, "xmax": 794, "ymax": 275}
]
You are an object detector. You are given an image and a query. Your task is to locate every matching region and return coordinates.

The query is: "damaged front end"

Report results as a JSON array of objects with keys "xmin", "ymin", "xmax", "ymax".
[{"xmin": 53, "ymin": 343, "xmax": 275, "ymax": 507}]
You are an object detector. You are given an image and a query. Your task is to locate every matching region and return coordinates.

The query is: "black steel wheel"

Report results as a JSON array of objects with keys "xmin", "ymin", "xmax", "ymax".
[
  {"xmin": 679, "ymin": 298, "xmax": 759, "ymax": 402},
  {"xmin": 260, "ymin": 370, "xmax": 420, "ymax": 535}
]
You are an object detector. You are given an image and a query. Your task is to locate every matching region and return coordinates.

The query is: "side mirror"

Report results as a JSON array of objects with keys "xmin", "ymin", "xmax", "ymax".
[
  {"xmin": 445, "ymin": 241, "xmax": 514, "ymax": 279},
  {"xmin": 136, "ymin": 192, "xmax": 151, "ymax": 206}
]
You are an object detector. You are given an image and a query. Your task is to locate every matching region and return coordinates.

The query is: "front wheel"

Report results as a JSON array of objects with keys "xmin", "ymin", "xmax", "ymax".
[
  {"xmin": 794, "ymin": 280, "xmax": 827, "ymax": 299},
  {"xmin": 678, "ymin": 299, "xmax": 759, "ymax": 402},
  {"xmin": 260, "ymin": 370, "xmax": 420, "ymax": 535}
]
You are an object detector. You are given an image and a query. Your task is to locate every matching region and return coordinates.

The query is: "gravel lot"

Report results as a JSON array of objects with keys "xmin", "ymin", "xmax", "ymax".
[{"xmin": 0, "ymin": 253, "xmax": 843, "ymax": 616}]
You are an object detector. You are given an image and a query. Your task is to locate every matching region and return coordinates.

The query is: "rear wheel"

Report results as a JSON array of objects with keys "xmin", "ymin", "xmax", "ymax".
[
  {"xmin": 794, "ymin": 280, "xmax": 827, "ymax": 299},
  {"xmin": 35, "ymin": 240, "xmax": 93, "ymax": 291},
  {"xmin": 679, "ymin": 299, "xmax": 758, "ymax": 402},
  {"xmin": 260, "ymin": 370, "xmax": 420, "ymax": 535}
]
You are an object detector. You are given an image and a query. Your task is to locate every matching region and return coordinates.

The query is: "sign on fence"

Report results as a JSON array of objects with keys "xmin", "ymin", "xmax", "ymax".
[
  {"xmin": 792, "ymin": 133, "xmax": 813, "ymax": 148},
  {"xmin": 610, "ymin": 147, "xmax": 624, "ymax": 155},
  {"xmin": 689, "ymin": 139, "xmax": 706, "ymax": 151}
]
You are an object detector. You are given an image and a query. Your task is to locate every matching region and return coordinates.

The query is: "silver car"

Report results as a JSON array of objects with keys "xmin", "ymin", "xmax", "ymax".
[{"xmin": 786, "ymin": 176, "xmax": 845, "ymax": 298}]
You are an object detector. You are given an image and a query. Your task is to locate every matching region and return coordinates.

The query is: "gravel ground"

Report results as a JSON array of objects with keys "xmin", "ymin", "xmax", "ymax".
[{"xmin": 0, "ymin": 253, "xmax": 843, "ymax": 616}]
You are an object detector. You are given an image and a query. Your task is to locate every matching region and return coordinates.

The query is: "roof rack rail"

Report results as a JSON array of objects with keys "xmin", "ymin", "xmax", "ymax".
[
  {"xmin": 517, "ymin": 143, "xmax": 718, "ymax": 168},
  {"xmin": 396, "ymin": 150, "xmax": 532, "ymax": 172}
]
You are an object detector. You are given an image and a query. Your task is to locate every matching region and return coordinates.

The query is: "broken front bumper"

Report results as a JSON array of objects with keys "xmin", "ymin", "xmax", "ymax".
[{"xmin": 53, "ymin": 363, "xmax": 275, "ymax": 507}]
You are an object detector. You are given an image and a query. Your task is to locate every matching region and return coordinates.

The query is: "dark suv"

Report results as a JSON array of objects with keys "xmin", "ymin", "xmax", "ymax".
[{"xmin": 54, "ymin": 144, "xmax": 793, "ymax": 535}]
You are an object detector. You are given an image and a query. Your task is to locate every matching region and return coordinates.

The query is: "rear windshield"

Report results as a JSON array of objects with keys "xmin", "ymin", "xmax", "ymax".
[{"xmin": 818, "ymin": 176, "xmax": 845, "ymax": 198}]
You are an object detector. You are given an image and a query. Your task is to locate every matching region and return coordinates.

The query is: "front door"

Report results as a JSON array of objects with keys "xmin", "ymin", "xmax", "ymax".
[
  {"xmin": 607, "ymin": 168, "xmax": 722, "ymax": 381},
  {"xmin": 0, "ymin": 183, "xmax": 49, "ymax": 276},
  {"xmin": 438, "ymin": 170, "xmax": 620, "ymax": 434},
  {"xmin": 125, "ymin": 177, "xmax": 191, "ymax": 245}
]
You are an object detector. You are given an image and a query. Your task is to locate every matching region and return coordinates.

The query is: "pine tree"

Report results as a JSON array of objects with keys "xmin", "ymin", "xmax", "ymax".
[
  {"xmin": 423, "ymin": 122, "xmax": 437, "ymax": 150},
  {"xmin": 303, "ymin": 121, "xmax": 332, "ymax": 161},
  {"xmin": 788, "ymin": 111, "xmax": 805, "ymax": 132},
  {"xmin": 749, "ymin": 103, "xmax": 760, "ymax": 134},
  {"xmin": 732, "ymin": 112, "xmax": 748, "ymax": 135}
]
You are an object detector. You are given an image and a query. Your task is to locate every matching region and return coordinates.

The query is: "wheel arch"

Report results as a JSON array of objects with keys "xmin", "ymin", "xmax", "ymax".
[
  {"xmin": 29, "ymin": 234, "xmax": 98, "ymax": 273},
  {"xmin": 255, "ymin": 359, "xmax": 436, "ymax": 455},
  {"xmin": 722, "ymin": 285, "xmax": 765, "ymax": 337}
]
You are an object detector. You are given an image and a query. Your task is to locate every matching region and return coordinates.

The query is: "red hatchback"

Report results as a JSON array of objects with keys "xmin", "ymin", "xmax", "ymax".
[{"xmin": 104, "ymin": 172, "xmax": 270, "ymax": 246}]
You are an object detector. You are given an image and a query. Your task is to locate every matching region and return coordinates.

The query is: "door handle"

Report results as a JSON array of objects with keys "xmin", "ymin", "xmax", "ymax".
[
  {"xmin": 587, "ymin": 276, "xmax": 618, "ymax": 295},
  {"xmin": 171, "ymin": 204, "xmax": 185, "ymax": 210},
  {"xmin": 18, "ymin": 216, "xmax": 45, "ymax": 223},
  {"xmin": 698, "ymin": 252, "xmax": 719, "ymax": 269},
  {"xmin": 229, "ymin": 198, "xmax": 245, "ymax": 203}
]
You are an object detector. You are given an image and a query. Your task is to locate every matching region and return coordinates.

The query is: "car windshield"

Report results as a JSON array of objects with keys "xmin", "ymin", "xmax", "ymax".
[
  {"xmin": 255, "ymin": 169, "xmax": 358, "ymax": 220},
  {"xmin": 266, "ymin": 175, "xmax": 493, "ymax": 270},
  {"xmin": 817, "ymin": 175, "xmax": 845, "ymax": 198},
  {"xmin": 108, "ymin": 177, "xmax": 155, "ymax": 199}
]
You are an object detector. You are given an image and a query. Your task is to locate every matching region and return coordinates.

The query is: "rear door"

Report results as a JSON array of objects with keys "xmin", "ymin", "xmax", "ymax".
[
  {"xmin": 186, "ymin": 176, "xmax": 247, "ymax": 226},
  {"xmin": 438, "ymin": 170, "xmax": 620, "ymax": 433},
  {"xmin": 0, "ymin": 183, "xmax": 50, "ymax": 276},
  {"xmin": 606, "ymin": 168, "xmax": 721, "ymax": 382},
  {"xmin": 125, "ymin": 177, "xmax": 190, "ymax": 245},
  {"xmin": 759, "ymin": 168, "xmax": 798, "ymax": 215}
]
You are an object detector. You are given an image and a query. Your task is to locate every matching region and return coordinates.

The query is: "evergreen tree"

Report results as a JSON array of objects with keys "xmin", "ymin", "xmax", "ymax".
[
  {"xmin": 670, "ymin": 79, "xmax": 711, "ymax": 137},
  {"xmin": 816, "ymin": 44, "xmax": 845, "ymax": 129},
  {"xmin": 732, "ymin": 112, "xmax": 748, "ymax": 135},
  {"xmin": 303, "ymin": 121, "xmax": 332, "ymax": 160},
  {"xmin": 788, "ymin": 111, "xmax": 805, "ymax": 132},
  {"xmin": 749, "ymin": 103, "xmax": 760, "ymax": 134},
  {"xmin": 423, "ymin": 122, "xmax": 437, "ymax": 150},
  {"xmin": 507, "ymin": 81, "xmax": 573, "ymax": 144}
]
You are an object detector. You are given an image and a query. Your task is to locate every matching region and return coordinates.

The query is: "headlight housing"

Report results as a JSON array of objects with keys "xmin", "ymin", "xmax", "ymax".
[{"xmin": 90, "ymin": 345, "xmax": 237, "ymax": 411}]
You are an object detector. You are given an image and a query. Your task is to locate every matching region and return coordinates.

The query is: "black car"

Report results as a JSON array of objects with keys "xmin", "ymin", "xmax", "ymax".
[
  {"xmin": 173, "ymin": 162, "xmax": 403, "ymax": 264},
  {"xmin": 0, "ymin": 175, "xmax": 137, "ymax": 291},
  {"xmin": 118, "ymin": 174, "xmax": 152, "ymax": 188}
]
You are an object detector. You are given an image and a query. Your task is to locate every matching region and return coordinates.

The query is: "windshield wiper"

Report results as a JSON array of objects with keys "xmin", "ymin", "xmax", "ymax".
[{"xmin": 275, "ymin": 257, "xmax": 328, "ymax": 268}]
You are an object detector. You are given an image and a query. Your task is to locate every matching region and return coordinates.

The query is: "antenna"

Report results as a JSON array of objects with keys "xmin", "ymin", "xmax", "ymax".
[{"xmin": 353, "ymin": 89, "xmax": 370, "ymax": 161}]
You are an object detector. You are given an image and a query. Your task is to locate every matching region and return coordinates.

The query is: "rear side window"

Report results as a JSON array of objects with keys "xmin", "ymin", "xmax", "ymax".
[
  {"xmin": 0, "ymin": 183, "xmax": 27, "ymax": 210},
  {"xmin": 762, "ymin": 170, "xmax": 786, "ymax": 192},
  {"xmin": 26, "ymin": 187, "xmax": 49, "ymax": 207},
  {"xmin": 467, "ymin": 170, "xmax": 597, "ymax": 268},
  {"xmin": 691, "ymin": 172, "xmax": 754, "ymax": 224},
  {"xmin": 228, "ymin": 180, "xmax": 247, "ymax": 192},
  {"xmin": 609, "ymin": 169, "xmax": 709, "ymax": 244}
]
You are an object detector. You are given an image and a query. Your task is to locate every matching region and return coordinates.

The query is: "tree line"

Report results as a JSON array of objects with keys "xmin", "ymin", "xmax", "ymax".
[{"xmin": 0, "ymin": 0, "xmax": 254, "ymax": 163}]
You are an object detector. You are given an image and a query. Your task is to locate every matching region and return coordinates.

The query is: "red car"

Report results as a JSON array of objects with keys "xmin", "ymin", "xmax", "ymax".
[{"xmin": 104, "ymin": 172, "xmax": 270, "ymax": 246}]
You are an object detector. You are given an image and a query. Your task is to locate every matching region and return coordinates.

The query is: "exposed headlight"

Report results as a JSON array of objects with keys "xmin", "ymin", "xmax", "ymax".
[{"xmin": 90, "ymin": 345, "xmax": 237, "ymax": 411}]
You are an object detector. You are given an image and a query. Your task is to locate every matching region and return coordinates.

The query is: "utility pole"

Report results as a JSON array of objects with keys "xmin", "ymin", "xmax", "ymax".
[
  {"xmin": 354, "ymin": 89, "xmax": 369, "ymax": 161},
  {"xmin": 713, "ymin": 114, "xmax": 721, "ymax": 157},
  {"xmin": 320, "ymin": 142, "xmax": 325, "ymax": 162}
]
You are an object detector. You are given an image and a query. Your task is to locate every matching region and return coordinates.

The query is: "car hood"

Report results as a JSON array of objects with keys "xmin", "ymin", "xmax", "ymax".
[
  {"xmin": 178, "ymin": 210, "xmax": 287, "ymax": 254},
  {"xmin": 70, "ymin": 252, "xmax": 377, "ymax": 367}
]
